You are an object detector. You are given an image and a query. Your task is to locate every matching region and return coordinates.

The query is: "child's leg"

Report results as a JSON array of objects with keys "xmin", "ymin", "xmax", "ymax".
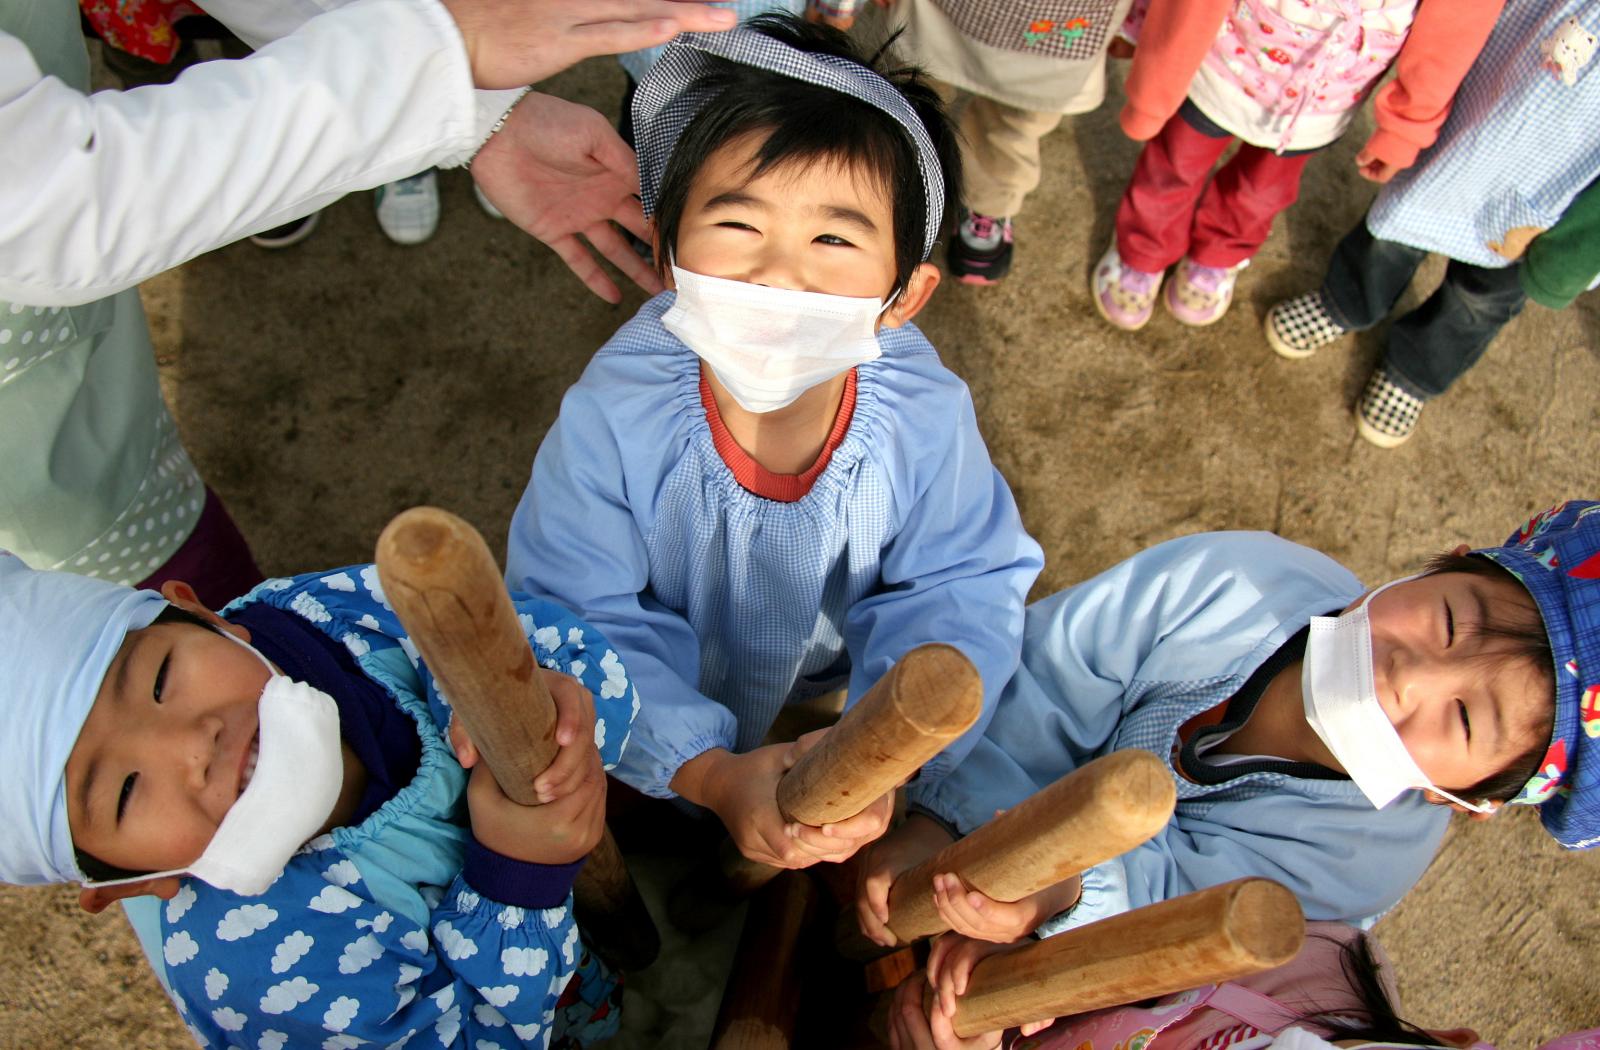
[
  {"xmin": 1356, "ymin": 259, "xmax": 1526, "ymax": 448},
  {"xmin": 959, "ymin": 96, "xmax": 1065, "ymax": 221},
  {"xmin": 948, "ymin": 96, "xmax": 1063, "ymax": 285},
  {"xmin": 1187, "ymin": 145, "xmax": 1313, "ymax": 269},
  {"xmin": 1383, "ymin": 260, "xmax": 1528, "ymax": 400},
  {"xmin": 1318, "ymin": 221, "xmax": 1429, "ymax": 332},
  {"xmin": 1113, "ymin": 107, "xmax": 1234, "ymax": 274}
]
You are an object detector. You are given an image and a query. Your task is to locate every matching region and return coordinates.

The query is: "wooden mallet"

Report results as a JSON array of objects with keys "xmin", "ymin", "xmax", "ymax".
[
  {"xmin": 948, "ymin": 878, "xmax": 1305, "ymax": 1038},
  {"xmin": 720, "ymin": 643, "xmax": 985, "ymax": 893},
  {"xmin": 375, "ymin": 506, "xmax": 660, "ymax": 971},
  {"xmin": 885, "ymin": 749, "xmax": 1176, "ymax": 944}
]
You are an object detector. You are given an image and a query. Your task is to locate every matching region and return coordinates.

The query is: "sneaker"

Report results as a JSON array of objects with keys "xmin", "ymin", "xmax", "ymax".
[
  {"xmin": 947, "ymin": 212, "xmax": 1014, "ymax": 285},
  {"xmin": 249, "ymin": 212, "xmax": 320, "ymax": 249},
  {"xmin": 473, "ymin": 183, "xmax": 505, "ymax": 221},
  {"xmin": 1265, "ymin": 291, "xmax": 1349, "ymax": 360},
  {"xmin": 1091, "ymin": 243, "xmax": 1162, "ymax": 331},
  {"xmin": 1356, "ymin": 365, "xmax": 1424, "ymax": 448},
  {"xmin": 1165, "ymin": 257, "xmax": 1246, "ymax": 326},
  {"xmin": 375, "ymin": 171, "xmax": 440, "ymax": 245}
]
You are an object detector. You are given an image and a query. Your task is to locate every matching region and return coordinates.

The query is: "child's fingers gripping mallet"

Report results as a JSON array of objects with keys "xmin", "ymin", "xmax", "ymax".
[{"xmin": 531, "ymin": 671, "xmax": 597, "ymax": 803}]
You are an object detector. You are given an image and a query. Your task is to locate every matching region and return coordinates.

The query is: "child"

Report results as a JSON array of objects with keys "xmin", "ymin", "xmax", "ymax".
[
  {"xmin": 506, "ymin": 15, "xmax": 1043, "ymax": 871},
  {"xmin": 859, "ymin": 499, "xmax": 1600, "ymax": 950},
  {"xmin": 1264, "ymin": 2, "xmax": 1600, "ymax": 447},
  {"xmin": 0, "ymin": 550, "xmax": 635, "ymax": 1049},
  {"xmin": 890, "ymin": 921, "xmax": 1600, "ymax": 1049},
  {"xmin": 874, "ymin": 0, "xmax": 1138, "ymax": 284},
  {"xmin": 1092, "ymin": 0, "xmax": 1504, "ymax": 331}
]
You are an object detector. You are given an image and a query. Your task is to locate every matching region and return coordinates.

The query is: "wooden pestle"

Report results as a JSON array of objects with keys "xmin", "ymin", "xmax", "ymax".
[
  {"xmin": 719, "ymin": 644, "xmax": 985, "ymax": 894},
  {"xmin": 950, "ymin": 878, "xmax": 1305, "ymax": 1038},
  {"xmin": 886, "ymin": 749, "xmax": 1176, "ymax": 944},
  {"xmin": 708, "ymin": 871, "xmax": 816, "ymax": 1050},
  {"xmin": 375, "ymin": 506, "xmax": 660, "ymax": 971}
]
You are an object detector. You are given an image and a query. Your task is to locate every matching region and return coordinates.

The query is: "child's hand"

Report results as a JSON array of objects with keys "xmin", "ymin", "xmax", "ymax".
[
  {"xmin": 1354, "ymin": 147, "xmax": 1398, "ymax": 184},
  {"xmin": 932, "ymin": 872, "xmax": 1082, "ymax": 945},
  {"xmin": 856, "ymin": 812, "xmax": 957, "ymax": 947},
  {"xmin": 1107, "ymin": 36, "xmax": 1136, "ymax": 59},
  {"xmin": 887, "ymin": 969, "xmax": 1002, "ymax": 1050},
  {"xmin": 922, "ymin": 935, "xmax": 1056, "ymax": 1043},
  {"xmin": 451, "ymin": 685, "xmax": 609, "ymax": 866},
  {"xmin": 705, "ymin": 733, "xmax": 893, "ymax": 868},
  {"xmin": 529, "ymin": 669, "xmax": 599, "ymax": 804}
]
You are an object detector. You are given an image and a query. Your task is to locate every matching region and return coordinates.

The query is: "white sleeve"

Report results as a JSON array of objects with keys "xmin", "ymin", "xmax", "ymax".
[{"xmin": 0, "ymin": 0, "xmax": 520, "ymax": 306}]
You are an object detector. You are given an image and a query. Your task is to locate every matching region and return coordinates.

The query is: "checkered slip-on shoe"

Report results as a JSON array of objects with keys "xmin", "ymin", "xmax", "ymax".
[
  {"xmin": 1264, "ymin": 292, "xmax": 1349, "ymax": 360},
  {"xmin": 375, "ymin": 170, "xmax": 441, "ymax": 245},
  {"xmin": 1356, "ymin": 365, "xmax": 1424, "ymax": 448}
]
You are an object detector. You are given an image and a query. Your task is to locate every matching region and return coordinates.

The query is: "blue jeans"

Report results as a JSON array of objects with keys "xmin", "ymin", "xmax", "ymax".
[{"xmin": 1319, "ymin": 220, "xmax": 1527, "ymax": 399}]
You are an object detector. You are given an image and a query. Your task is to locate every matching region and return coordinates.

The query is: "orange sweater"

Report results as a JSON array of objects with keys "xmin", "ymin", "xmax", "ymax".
[{"xmin": 1120, "ymin": 0, "xmax": 1506, "ymax": 169}]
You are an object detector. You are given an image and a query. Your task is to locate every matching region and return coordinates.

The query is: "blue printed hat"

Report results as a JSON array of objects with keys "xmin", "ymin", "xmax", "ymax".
[
  {"xmin": 1474, "ymin": 501, "xmax": 1600, "ymax": 849},
  {"xmin": 0, "ymin": 552, "xmax": 167, "ymax": 883}
]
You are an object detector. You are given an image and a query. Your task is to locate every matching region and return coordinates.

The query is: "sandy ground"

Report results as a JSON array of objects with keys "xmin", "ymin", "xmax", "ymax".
[{"xmin": 3, "ymin": 31, "xmax": 1599, "ymax": 1050}]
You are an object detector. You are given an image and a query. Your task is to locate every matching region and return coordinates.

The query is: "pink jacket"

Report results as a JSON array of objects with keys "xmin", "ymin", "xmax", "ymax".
[{"xmin": 1120, "ymin": 0, "xmax": 1505, "ymax": 169}]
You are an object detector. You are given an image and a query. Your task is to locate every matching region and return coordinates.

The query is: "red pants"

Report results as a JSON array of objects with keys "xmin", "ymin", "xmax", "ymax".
[{"xmin": 1114, "ymin": 110, "xmax": 1314, "ymax": 272}]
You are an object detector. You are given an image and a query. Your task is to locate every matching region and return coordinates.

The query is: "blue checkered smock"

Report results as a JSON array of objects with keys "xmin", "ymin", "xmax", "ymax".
[
  {"xmin": 1368, "ymin": 0, "xmax": 1600, "ymax": 269},
  {"xmin": 506, "ymin": 293, "xmax": 1043, "ymax": 799}
]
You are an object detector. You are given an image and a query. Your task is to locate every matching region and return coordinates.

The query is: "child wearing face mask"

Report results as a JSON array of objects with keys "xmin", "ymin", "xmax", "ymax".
[
  {"xmin": 858, "ymin": 500, "xmax": 1600, "ymax": 951},
  {"xmin": 888, "ymin": 920, "xmax": 1600, "ymax": 1050},
  {"xmin": 506, "ymin": 15, "xmax": 1043, "ymax": 872},
  {"xmin": 0, "ymin": 552, "xmax": 637, "ymax": 1049}
]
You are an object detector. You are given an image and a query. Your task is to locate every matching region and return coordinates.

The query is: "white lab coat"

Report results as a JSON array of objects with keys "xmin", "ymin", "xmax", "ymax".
[{"xmin": 0, "ymin": 0, "xmax": 519, "ymax": 306}]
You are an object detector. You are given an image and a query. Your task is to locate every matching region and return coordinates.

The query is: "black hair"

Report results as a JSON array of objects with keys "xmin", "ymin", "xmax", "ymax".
[
  {"xmin": 650, "ymin": 13, "xmax": 963, "ymax": 300},
  {"xmin": 1422, "ymin": 552, "xmax": 1556, "ymax": 803},
  {"xmin": 73, "ymin": 604, "xmax": 221, "ymax": 884},
  {"xmin": 1292, "ymin": 932, "xmax": 1443, "ymax": 1045}
]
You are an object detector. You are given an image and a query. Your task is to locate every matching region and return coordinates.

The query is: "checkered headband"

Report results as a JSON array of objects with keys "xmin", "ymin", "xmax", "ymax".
[
  {"xmin": 633, "ymin": 25, "xmax": 947, "ymax": 260},
  {"xmin": 1474, "ymin": 500, "xmax": 1600, "ymax": 849}
]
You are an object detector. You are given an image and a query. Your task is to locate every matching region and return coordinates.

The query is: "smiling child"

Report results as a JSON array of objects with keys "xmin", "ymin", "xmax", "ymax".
[
  {"xmin": 505, "ymin": 15, "xmax": 1043, "ymax": 870},
  {"xmin": 859, "ymin": 500, "xmax": 1600, "ymax": 949}
]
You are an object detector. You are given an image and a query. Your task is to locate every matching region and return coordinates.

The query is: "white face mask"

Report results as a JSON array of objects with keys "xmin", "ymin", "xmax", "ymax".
[
  {"xmin": 662, "ymin": 264, "xmax": 890, "ymax": 414},
  {"xmin": 1301, "ymin": 576, "xmax": 1494, "ymax": 813},
  {"xmin": 83, "ymin": 631, "xmax": 345, "ymax": 896}
]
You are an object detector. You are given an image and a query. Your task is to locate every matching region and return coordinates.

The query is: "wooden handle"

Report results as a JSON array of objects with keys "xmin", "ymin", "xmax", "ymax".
[
  {"xmin": 374, "ymin": 506, "xmax": 660, "ymax": 969},
  {"xmin": 777, "ymin": 643, "xmax": 983, "ymax": 826},
  {"xmin": 887, "ymin": 749, "xmax": 1176, "ymax": 943},
  {"xmin": 951, "ymin": 879, "xmax": 1305, "ymax": 1038},
  {"xmin": 709, "ymin": 871, "xmax": 815, "ymax": 1050},
  {"xmin": 376, "ymin": 506, "xmax": 556, "ymax": 804}
]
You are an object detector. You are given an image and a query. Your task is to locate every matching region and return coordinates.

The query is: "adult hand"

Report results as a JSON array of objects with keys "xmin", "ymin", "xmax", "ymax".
[
  {"xmin": 472, "ymin": 92, "xmax": 663, "ymax": 303},
  {"xmin": 442, "ymin": 0, "xmax": 738, "ymax": 89}
]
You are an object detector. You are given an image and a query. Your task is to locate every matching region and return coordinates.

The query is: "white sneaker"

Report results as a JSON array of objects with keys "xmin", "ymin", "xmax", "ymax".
[{"xmin": 375, "ymin": 171, "xmax": 440, "ymax": 245}]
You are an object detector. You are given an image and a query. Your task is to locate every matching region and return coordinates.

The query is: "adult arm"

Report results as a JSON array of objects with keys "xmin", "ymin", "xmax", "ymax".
[
  {"xmin": 0, "ymin": 0, "xmax": 735, "ymax": 306},
  {"xmin": 843, "ymin": 375, "xmax": 1043, "ymax": 787},
  {"xmin": 1360, "ymin": 0, "xmax": 1505, "ymax": 177}
]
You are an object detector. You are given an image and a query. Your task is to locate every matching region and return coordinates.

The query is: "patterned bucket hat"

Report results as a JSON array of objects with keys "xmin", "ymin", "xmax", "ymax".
[{"xmin": 1475, "ymin": 500, "xmax": 1600, "ymax": 848}]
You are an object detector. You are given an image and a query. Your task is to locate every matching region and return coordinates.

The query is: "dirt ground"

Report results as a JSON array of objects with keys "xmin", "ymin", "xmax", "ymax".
[{"xmin": 2, "ymin": 33, "xmax": 1598, "ymax": 1050}]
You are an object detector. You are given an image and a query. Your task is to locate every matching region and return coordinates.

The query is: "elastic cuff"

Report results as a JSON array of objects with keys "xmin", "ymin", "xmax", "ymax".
[
  {"xmin": 463, "ymin": 836, "xmax": 585, "ymax": 909},
  {"xmin": 904, "ymin": 803, "xmax": 961, "ymax": 841}
]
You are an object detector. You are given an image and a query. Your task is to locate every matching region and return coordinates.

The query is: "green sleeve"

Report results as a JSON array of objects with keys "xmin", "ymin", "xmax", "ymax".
[{"xmin": 1521, "ymin": 174, "xmax": 1600, "ymax": 310}]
